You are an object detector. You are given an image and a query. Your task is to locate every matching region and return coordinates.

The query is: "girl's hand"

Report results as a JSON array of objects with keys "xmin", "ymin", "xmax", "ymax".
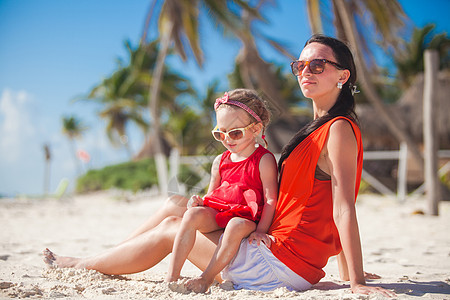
[
  {"xmin": 351, "ymin": 283, "xmax": 396, "ymax": 298},
  {"xmin": 187, "ymin": 195, "xmax": 203, "ymax": 209},
  {"xmin": 248, "ymin": 231, "xmax": 271, "ymax": 247}
]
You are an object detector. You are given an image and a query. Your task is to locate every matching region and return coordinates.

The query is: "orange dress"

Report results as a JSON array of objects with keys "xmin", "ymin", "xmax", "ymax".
[{"xmin": 268, "ymin": 117, "xmax": 363, "ymax": 284}]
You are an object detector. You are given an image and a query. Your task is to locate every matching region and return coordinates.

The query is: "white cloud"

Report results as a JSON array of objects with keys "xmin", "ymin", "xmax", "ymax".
[
  {"xmin": 0, "ymin": 88, "xmax": 142, "ymax": 196},
  {"xmin": 0, "ymin": 89, "xmax": 36, "ymax": 161}
]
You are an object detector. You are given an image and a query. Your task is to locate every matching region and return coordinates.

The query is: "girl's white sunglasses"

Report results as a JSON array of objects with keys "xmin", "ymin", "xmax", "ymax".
[{"xmin": 211, "ymin": 123, "xmax": 254, "ymax": 141}]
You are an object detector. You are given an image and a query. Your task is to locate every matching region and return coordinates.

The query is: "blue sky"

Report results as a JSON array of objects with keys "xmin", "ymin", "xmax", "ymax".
[{"xmin": 0, "ymin": 0, "xmax": 449, "ymax": 196}]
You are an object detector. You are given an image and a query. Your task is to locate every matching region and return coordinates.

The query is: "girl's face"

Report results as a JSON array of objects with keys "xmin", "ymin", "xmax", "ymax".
[
  {"xmin": 297, "ymin": 42, "xmax": 348, "ymax": 102},
  {"xmin": 215, "ymin": 106, "xmax": 260, "ymax": 158}
]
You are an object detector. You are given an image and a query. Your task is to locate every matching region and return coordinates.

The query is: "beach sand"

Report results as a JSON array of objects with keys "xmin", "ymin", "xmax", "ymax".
[{"xmin": 1, "ymin": 191, "xmax": 449, "ymax": 299}]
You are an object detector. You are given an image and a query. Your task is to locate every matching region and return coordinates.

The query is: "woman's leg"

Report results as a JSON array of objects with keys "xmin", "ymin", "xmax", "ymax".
[
  {"xmin": 186, "ymin": 217, "xmax": 256, "ymax": 293},
  {"xmin": 43, "ymin": 195, "xmax": 223, "ymax": 278},
  {"xmin": 44, "ymin": 216, "xmax": 185, "ymax": 275},
  {"xmin": 43, "ymin": 194, "xmax": 188, "ymax": 273},
  {"xmin": 166, "ymin": 207, "xmax": 221, "ymax": 282},
  {"xmin": 124, "ymin": 194, "xmax": 189, "ymax": 241}
]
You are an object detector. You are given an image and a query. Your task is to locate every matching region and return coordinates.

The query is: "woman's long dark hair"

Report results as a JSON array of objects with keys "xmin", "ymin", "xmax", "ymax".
[{"xmin": 278, "ymin": 34, "xmax": 359, "ymax": 170}]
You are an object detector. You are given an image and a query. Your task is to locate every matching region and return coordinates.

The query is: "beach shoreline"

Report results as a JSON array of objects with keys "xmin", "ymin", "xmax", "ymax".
[{"xmin": 1, "ymin": 191, "xmax": 449, "ymax": 299}]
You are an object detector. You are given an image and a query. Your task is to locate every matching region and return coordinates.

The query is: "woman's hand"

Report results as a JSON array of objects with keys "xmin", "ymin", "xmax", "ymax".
[
  {"xmin": 364, "ymin": 271, "xmax": 381, "ymax": 280},
  {"xmin": 351, "ymin": 283, "xmax": 396, "ymax": 298},
  {"xmin": 248, "ymin": 231, "xmax": 271, "ymax": 247},
  {"xmin": 187, "ymin": 195, "xmax": 203, "ymax": 209}
]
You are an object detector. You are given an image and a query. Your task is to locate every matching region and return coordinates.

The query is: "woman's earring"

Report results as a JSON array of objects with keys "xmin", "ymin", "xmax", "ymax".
[
  {"xmin": 337, "ymin": 82, "xmax": 343, "ymax": 89},
  {"xmin": 255, "ymin": 138, "xmax": 259, "ymax": 148}
]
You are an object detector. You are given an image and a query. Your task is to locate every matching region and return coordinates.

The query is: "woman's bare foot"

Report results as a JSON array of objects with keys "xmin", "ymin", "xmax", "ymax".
[
  {"xmin": 42, "ymin": 248, "xmax": 81, "ymax": 268},
  {"xmin": 185, "ymin": 276, "xmax": 213, "ymax": 293}
]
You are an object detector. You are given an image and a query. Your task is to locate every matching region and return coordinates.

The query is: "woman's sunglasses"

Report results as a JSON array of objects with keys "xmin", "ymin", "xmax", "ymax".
[
  {"xmin": 290, "ymin": 59, "xmax": 344, "ymax": 76},
  {"xmin": 211, "ymin": 123, "xmax": 254, "ymax": 141}
]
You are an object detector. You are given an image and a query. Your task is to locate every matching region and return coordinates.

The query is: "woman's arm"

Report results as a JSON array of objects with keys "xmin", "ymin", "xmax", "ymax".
[
  {"xmin": 338, "ymin": 251, "xmax": 381, "ymax": 281},
  {"xmin": 326, "ymin": 120, "xmax": 394, "ymax": 297},
  {"xmin": 337, "ymin": 251, "xmax": 350, "ymax": 281},
  {"xmin": 248, "ymin": 153, "xmax": 278, "ymax": 246}
]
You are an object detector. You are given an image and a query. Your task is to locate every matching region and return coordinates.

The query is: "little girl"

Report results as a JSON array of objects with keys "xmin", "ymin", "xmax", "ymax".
[{"xmin": 165, "ymin": 89, "xmax": 278, "ymax": 293}]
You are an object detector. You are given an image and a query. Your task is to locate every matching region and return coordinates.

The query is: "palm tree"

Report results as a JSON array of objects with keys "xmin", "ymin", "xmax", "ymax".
[
  {"xmin": 394, "ymin": 24, "xmax": 450, "ymax": 89},
  {"xmin": 228, "ymin": 2, "xmax": 300, "ymax": 124},
  {"xmin": 82, "ymin": 41, "xmax": 149, "ymax": 158},
  {"xmin": 140, "ymin": 0, "xmax": 261, "ymax": 194},
  {"xmin": 82, "ymin": 41, "xmax": 195, "ymax": 159},
  {"xmin": 99, "ymin": 101, "xmax": 147, "ymax": 158},
  {"xmin": 86, "ymin": 74, "xmax": 147, "ymax": 158},
  {"xmin": 142, "ymin": 0, "xmax": 199, "ymax": 189},
  {"xmin": 306, "ymin": 0, "xmax": 425, "ymax": 168},
  {"xmin": 43, "ymin": 143, "xmax": 51, "ymax": 196},
  {"xmin": 62, "ymin": 115, "xmax": 87, "ymax": 175},
  {"xmin": 130, "ymin": 40, "xmax": 196, "ymax": 157}
]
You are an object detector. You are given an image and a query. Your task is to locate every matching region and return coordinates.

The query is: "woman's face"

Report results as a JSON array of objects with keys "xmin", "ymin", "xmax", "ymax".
[{"xmin": 297, "ymin": 42, "xmax": 348, "ymax": 101}]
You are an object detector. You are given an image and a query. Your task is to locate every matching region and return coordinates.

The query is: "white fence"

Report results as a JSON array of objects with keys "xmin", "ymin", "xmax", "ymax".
[
  {"xmin": 168, "ymin": 145, "xmax": 450, "ymax": 200},
  {"xmin": 362, "ymin": 143, "xmax": 450, "ymax": 201}
]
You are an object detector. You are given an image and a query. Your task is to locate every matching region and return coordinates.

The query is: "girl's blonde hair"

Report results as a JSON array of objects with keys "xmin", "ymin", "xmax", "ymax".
[
  {"xmin": 216, "ymin": 88, "xmax": 271, "ymax": 128},
  {"xmin": 215, "ymin": 88, "xmax": 271, "ymax": 147}
]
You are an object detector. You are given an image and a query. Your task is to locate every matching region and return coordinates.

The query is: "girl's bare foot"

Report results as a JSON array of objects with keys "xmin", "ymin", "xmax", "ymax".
[
  {"xmin": 164, "ymin": 275, "xmax": 179, "ymax": 283},
  {"xmin": 42, "ymin": 248, "xmax": 80, "ymax": 268},
  {"xmin": 185, "ymin": 276, "xmax": 213, "ymax": 293}
]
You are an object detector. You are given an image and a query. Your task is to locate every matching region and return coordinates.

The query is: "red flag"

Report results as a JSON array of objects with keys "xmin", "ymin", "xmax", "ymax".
[{"xmin": 77, "ymin": 149, "xmax": 90, "ymax": 163}]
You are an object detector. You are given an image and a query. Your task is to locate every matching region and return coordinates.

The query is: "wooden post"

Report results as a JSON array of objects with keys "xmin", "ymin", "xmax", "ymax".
[
  {"xmin": 397, "ymin": 142, "xmax": 408, "ymax": 202},
  {"xmin": 423, "ymin": 50, "xmax": 440, "ymax": 215}
]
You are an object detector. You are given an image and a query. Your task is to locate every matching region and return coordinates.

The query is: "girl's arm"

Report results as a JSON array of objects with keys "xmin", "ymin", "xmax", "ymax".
[
  {"xmin": 248, "ymin": 153, "xmax": 278, "ymax": 246},
  {"xmin": 326, "ymin": 120, "xmax": 394, "ymax": 297},
  {"xmin": 206, "ymin": 154, "xmax": 223, "ymax": 194},
  {"xmin": 188, "ymin": 154, "xmax": 222, "ymax": 208}
]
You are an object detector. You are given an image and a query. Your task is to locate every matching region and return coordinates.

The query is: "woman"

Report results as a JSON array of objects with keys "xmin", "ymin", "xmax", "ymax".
[{"xmin": 44, "ymin": 35, "xmax": 394, "ymax": 297}]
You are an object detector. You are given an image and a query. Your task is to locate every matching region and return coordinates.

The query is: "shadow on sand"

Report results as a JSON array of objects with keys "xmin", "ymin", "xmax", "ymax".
[{"xmin": 313, "ymin": 280, "xmax": 450, "ymax": 297}]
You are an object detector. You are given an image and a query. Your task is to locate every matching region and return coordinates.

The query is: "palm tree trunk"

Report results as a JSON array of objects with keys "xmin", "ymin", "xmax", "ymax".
[
  {"xmin": 70, "ymin": 138, "xmax": 82, "ymax": 176},
  {"xmin": 123, "ymin": 139, "xmax": 133, "ymax": 159},
  {"xmin": 44, "ymin": 160, "xmax": 50, "ymax": 196},
  {"xmin": 140, "ymin": 0, "xmax": 158, "ymax": 44},
  {"xmin": 147, "ymin": 20, "xmax": 174, "ymax": 196},
  {"xmin": 235, "ymin": 12, "xmax": 296, "ymax": 125},
  {"xmin": 306, "ymin": 0, "xmax": 323, "ymax": 33},
  {"xmin": 43, "ymin": 144, "xmax": 51, "ymax": 197},
  {"xmin": 334, "ymin": 0, "xmax": 424, "ymax": 169}
]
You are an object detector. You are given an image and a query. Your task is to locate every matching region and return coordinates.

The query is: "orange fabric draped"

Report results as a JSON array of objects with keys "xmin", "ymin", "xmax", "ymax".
[{"xmin": 269, "ymin": 117, "xmax": 363, "ymax": 284}]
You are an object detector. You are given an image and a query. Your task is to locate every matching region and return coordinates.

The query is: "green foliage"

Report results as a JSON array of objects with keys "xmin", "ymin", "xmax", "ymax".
[
  {"xmin": 178, "ymin": 165, "xmax": 203, "ymax": 193},
  {"xmin": 76, "ymin": 159, "xmax": 203, "ymax": 194},
  {"xmin": 358, "ymin": 179, "xmax": 371, "ymax": 194},
  {"xmin": 394, "ymin": 24, "xmax": 450, "ymax": 89},
  {"xmin": 441, "ymin": 171, "xmax": 450, "ymax": 190},
  {"xmin": 62, "ymin": 115, "xmax": 88, "ymax": 139},
  {"xmin": 76, "ymin": 159, "xmax": 157, "ymax": 193}
]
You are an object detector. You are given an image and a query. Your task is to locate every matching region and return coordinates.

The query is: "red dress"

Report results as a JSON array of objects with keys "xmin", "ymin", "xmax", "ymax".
[{"xmin": 203, "ymin": 146, "xmax": 275, "ymax": 228}]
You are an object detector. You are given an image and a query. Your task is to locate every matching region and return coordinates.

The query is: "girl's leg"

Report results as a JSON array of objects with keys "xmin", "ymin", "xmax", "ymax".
[
  {"xmin": 166, "ymin": 207, "xmax": 221, "ymax": 282},
  {"xmin": 124, "ymin": 195, "xmax": 189, "ymax": 241},
  {"xmin": 44, "ymin": 216, "xmax": 184, "ymax": 275},
  {"xmin": 186, "ymin": 217, "xmax": 256, "ymax": 293}
]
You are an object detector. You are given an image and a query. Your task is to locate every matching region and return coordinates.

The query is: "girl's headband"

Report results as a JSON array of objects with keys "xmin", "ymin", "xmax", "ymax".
[{"xmin": 214, "ymin": 92, "xmax": 262, "ymax": 123}]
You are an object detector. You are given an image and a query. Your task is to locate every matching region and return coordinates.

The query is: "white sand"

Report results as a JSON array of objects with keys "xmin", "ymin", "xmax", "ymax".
[{"xmin": 1, "ymin": 191, "xmax": 449, "ymax": 299}]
